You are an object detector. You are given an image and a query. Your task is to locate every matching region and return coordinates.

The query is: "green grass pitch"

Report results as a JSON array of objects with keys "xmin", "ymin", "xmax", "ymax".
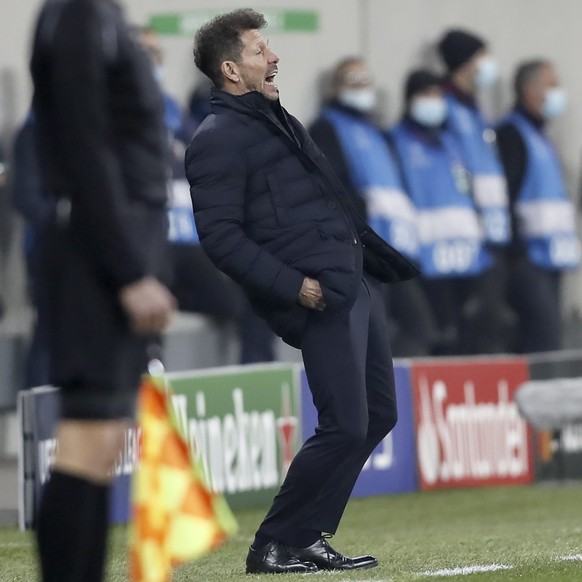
[{"xmin": 1, "ymin": 483, "xmax": 581, "ymax": 581}]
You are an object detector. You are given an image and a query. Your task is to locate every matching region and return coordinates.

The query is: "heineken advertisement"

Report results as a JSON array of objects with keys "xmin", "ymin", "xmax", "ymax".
[
  {"xmin": 168, "ymin": 364, "xmax": 301, "ymax": 508},
  {"xmin": 149, "ymin": 9, "xmax": 319, "ymax": 37}
]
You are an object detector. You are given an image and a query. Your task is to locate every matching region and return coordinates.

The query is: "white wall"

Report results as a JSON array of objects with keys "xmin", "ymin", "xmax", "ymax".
[
  {"xmin": 121, "ymin": 0, "xmax": 363, "ymax": 125},
  {"xmin": 1, "ymin": 0, "xmax": 582, "ymax": 317}
]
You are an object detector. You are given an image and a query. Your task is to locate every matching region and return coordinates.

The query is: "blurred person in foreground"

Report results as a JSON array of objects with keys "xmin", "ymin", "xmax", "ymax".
[
  {"xmin": 309, "ymin": 57, "xmax": 437, "ymax": 356},
  {"xmin": 497, "ymin": 60, "xmax": 580, "ymax": 352},
  {"xmin": 139, "ymin": 25, "xmax": 276, "ymax": 363},
  {"xmin": 390, "ymin": 70, "xmax": 493, "ymax": 354},
  {"xmin": 186, "ymin": 8, "xmax": 418, "ymax": 574},
  {"xmin": 30, "ymin": 0, "xmax": 175, "ymax": 580}
]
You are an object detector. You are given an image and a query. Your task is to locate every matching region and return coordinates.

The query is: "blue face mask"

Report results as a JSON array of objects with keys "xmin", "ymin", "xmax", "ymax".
[
  {"xmin": 543, "ymin": 87, "xmax": 567, "ymax": 119},
  {"xmin": 474, "ymin": 56, "xmax": 499, "ymax": 88},
  {"xmin": 410, "ymin": 97, "xmax": 447, "ymax": 127}
]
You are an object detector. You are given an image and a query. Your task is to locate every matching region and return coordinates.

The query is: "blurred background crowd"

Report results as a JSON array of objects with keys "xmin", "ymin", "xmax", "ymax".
[{"xmin": 1, "ymin": 0, "xmax": 582, "ymax": 393}]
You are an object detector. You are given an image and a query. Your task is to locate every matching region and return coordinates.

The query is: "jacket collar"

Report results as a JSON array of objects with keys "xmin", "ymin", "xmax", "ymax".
[
  {"xmin": 402, "ymin": 115, "xmax": 446, "ymax": 146},
  {"xmin": 210, "ymin": 87, "xmax": 280, "ymax": 118},
  {"xmin": 210, "ymin": 87, "xmax": 300, "ymax": 146}
]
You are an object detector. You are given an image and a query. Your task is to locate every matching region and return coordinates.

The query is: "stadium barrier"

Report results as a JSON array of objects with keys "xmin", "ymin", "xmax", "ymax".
[
  {"xmin": 527, "ymin": 350, "xmax": 582, "ymax": 481},
  {"xmin": 18, "ymin": 352, "xmax": 582, "ymax": 530}
]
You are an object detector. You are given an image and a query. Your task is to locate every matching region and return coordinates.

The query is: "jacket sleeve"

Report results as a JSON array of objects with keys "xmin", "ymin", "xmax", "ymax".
[
  {"xmin": 185, "ymin": 128, "xmax": 305, "ymax": 306},
  {"xmin": 45, "ymin": 1, "xmax": 147, "ymax": 289}
]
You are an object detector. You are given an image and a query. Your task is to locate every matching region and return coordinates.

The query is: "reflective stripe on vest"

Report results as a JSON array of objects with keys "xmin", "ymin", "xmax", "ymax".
[
  {"xmin": 323, "ymin": 107, "xmax": 419, "ymax": 258},
  {"xmin": 509, "ymin": 111, "xmax": 580, "ymax": 270},
  {"xmin": 167, "ymin": 179, "xmax": 199, "ymax": 244},
  {"xmin": 390, "ymin": 122, "xmax": 491, "ymax": 278}
]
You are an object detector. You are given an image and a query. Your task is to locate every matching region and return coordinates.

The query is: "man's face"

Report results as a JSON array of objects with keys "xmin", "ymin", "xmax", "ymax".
[
  {"xmin": 139, "ymin": 30, "xmax": 163, "ymax": 67},
  {"xmin": 526, "ymin": 64, "xmax": 559, "ymax": 113},
  {"xmin": 234, "ymin": 29, "xmax": 280, "ymax": 100}
]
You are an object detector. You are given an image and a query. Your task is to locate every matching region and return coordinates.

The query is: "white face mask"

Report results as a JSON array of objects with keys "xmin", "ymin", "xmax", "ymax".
[
  {"xmin": 474, "ymin": 56, "xmax": 499, "ymax": 88},
  {"xmin": 410, "ymin": 96, "xmax": 447, "ymax": 127},
  {"xmin": 338, "ymin": 89, "xmax": 377, "ymax": 113},
  {"xmin": 543, "ymin": 87, "xmax": 567, "ymax": 119}
]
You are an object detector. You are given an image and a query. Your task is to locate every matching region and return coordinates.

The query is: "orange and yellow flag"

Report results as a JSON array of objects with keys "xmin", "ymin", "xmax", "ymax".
[{"xmin": 129, "ymin": 374, "xmax": 237, "ymax": 582}]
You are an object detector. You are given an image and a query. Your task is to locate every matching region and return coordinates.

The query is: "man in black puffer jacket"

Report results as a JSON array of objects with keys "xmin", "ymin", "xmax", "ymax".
[{"xmin": 186, "ymin": 9, "xmax": 419, "ymax": 575}]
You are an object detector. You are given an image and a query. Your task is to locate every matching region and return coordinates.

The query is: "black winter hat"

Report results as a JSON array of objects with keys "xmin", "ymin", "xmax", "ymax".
[
  {"xmin": 438, "ymin": 29, "xmax": 486, "ymax": 72},
  {"xmin": 405, "ymin": 69, "xmax": 443, "ymax": 102}
]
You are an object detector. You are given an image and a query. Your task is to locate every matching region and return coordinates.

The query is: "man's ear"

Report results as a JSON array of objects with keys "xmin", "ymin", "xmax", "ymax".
[{"xmin": 221, "ymin": 60, "xmax": 240, "ymax": 83}]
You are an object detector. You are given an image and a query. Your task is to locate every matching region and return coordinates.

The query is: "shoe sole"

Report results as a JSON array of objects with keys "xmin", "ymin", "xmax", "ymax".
[
  {"xmin": 245, "ymin": 567, "xmax": 318, "ymax": 574},
  {"xmin": 319, "ymin": 560, "xmax": 379, "ymax": 571}
]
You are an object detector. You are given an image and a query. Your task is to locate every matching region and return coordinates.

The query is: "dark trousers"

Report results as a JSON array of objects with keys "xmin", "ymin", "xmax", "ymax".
[
  {"xmin": 507, "ymin": 256, "xmax": 562, "ymax": 353},
  {"xmin": 255, "ymin": 276, "xmax": 397, "ymax": 545}
]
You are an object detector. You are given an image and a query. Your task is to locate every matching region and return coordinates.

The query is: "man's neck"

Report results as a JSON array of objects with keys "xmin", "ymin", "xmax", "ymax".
[
  {"xmin": 516, "ymin": 102, "xmax": 545, "ymax": 129},
  {"xmin": 450, "ymin": 71, "xmax": 475, "ymax": 97}
]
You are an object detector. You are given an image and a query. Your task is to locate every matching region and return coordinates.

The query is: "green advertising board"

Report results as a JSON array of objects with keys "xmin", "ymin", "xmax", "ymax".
[
  {"xmin": 150, "ymin": 9, "xmax": 319, "ymax": 37},
  {"xmin": 168, "ymin": 364, "xmax": 301, "ymax": 508}
]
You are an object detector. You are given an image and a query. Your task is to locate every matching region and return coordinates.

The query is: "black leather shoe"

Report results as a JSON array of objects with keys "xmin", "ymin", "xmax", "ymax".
[
  {"xmin": 246, "ymin": 540, "xmax": 318, "ymax": 574},
  {"xmin": 287, "ymin": 536, "xmax": 378, "ymax": 571}
]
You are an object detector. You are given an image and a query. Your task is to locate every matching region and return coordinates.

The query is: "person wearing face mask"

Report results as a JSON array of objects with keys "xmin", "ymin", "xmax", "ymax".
[
  {"xmin": 438, "ymin": 29, "xmax": 517, "ymax": 353},
  {"xmin": 309, "ymin": 58, "xmax": 418, "ymax": 254},
  {"xmin": 309, "ymin": 57, "xmax": 438, "ymax": 357},
  {"xmin": 496, "ymin": 60, "xmax": 580, "ymax": 353},
  {"xmin": 389, "ymin": 70, "xmax": 493, "ymax": 355},
  {"xmin": 438, "ymin": 29, "xmax": 511, "ymax": 247}
]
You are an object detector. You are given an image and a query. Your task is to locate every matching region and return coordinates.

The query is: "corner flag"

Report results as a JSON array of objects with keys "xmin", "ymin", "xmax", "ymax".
[{"xmin": 129, "ymin": 373, "xmax": 237, "ymax": 582}]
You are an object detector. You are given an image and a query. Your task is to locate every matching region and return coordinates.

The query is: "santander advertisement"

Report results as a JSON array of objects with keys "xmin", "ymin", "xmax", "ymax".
[{"xmin": 412, "ymin": 358, "xmax": 534, "ymax": 490}]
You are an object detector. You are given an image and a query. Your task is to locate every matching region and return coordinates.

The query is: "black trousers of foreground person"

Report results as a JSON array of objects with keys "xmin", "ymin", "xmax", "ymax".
[{"xmin": 254, "ymin": 275, "xmax": 397, "ymax": 547}]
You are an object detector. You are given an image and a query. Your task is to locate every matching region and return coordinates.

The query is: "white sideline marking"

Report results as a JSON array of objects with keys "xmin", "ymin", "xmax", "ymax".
[
  {"xmin": 420, "ymin": 563, "xmax": 513, "ymax": 577},
  {"xmin": 558, "ymin": 554, "xmax": 582, "ymax": 562}
]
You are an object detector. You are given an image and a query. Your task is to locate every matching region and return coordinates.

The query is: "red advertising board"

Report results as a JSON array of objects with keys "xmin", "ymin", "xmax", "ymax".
[{"xmin": 411, "ymin": 358, "xmax": 534, "ymax": 490}]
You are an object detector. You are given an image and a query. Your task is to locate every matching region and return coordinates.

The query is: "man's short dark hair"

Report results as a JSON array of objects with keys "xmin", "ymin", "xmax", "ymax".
[
  {"xmin": 193, "ymin": 9, "xmax": 267, "ymax": 87},
  {"xmin": 514, "ymin": 59, "xmax": 550, "ymax": 102}
]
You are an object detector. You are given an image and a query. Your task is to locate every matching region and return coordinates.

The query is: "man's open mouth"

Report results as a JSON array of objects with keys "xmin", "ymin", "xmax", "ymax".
[{"xmin": 265, "ymin": 71, "xmax": 278, "ymax": 86}]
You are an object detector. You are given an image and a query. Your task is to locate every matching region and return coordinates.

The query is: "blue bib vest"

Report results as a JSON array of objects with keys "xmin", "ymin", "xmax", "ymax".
[
  {"xmin": 164, "ymin": 92, "xmax": 198, "ymax": 245},
  {"xmin": 323, "ymin": 107, "xmax": 419, "ymax": 259},
  {"xmin": 445, "ymin": 92, "xmax": 511, "ymax": 245},
  {"xmin": 390, "ymin": 122, "xmax": 492, "ymax": 278},
  {"xmin": 167, "ymin": 178, "xmax": 199, "ymax": 244},
  {"xmin": 507, "ymin": 111, "xmax": 580, "ymax": 270}
]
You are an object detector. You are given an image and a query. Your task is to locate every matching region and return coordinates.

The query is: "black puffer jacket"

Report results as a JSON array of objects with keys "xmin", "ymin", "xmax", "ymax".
[{"xmin": 186, "ymin": 89, "xmax": 418, "ymax": 346}]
